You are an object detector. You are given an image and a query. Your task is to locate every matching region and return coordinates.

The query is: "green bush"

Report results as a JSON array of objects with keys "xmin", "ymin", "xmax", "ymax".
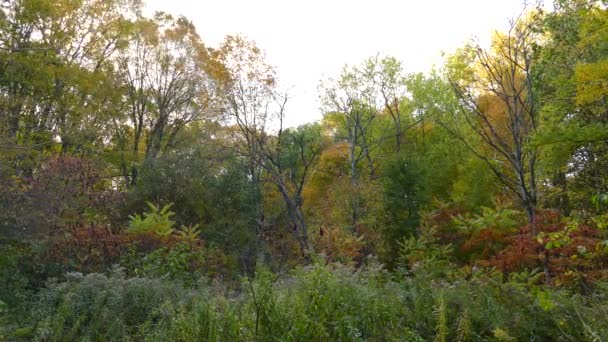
[
  {"xmin": 0, "ymin": 242, "xmax": 33, "ymax": 310},
  {"xmin": 119, "ymin": 242, "xmax": 229, "ymax": 287}
]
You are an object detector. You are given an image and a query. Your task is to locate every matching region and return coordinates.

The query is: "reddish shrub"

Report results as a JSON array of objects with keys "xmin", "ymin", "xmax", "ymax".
[{"xmin": 46, "ymin": 225, "xmax": 133, "ymax": 273}]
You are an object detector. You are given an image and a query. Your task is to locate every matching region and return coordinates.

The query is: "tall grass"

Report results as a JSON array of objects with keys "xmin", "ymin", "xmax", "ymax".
[{"xmin": 4, "ymin": 261, "xmax": 608, "ymax": 341}]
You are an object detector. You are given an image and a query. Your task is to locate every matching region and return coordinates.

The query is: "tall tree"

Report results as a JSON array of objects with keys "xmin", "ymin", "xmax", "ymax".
[
  {"xmin": 217, "ymin": 35, "xmax": 322, "ymax": 257},
  {"xmin": 535, "ymin": 0, "xmax": 608, "ymax": 215},
  {"xmin": 447, "ymin": 13, "xmax": 541, "ymax": 232},
  {"xmin": 319, "ymin": 62, "xmax": 384, "ymax": 232},
  {"xmin": 320, "ymin": 63, "xmax": 381, "ymax": 181},
  {"xmin": 371, "ymin": 56, "xmax": 418, "ymax": 152},
  {"xmin": 114, "ymin": 13, "xmax": 220, "ymax": 185},
  {"xmin": 0, "ymin": 0, "xmax": 140, "ymax": 148}
]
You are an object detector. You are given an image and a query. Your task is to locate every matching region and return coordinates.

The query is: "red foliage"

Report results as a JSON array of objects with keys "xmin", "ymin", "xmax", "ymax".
[
  {"xmin": 46, "ymin": 225, "xmax": 133, "ymax": 273},
  {"xmin": 424, "ymin": 206, "xmax": 608, "ymax": 286},
  {"xmin": 45, "ymin": 225, "xmax": 200, "ymax": 274},
  {"xmin": 130, "ymin": 231, "xmax": 180, "ymax": 252},
  {"xmin": 27, "ymin": 155, "xmax": 122, "ymax": 234},
  {"xmin": 461, "ymin": 228, "xmax": 509, "ymax": 260},
  {"xmin": 487, "ymin": 216, "xmax": 608, "ymax": 285},
  {"xmin": 485, "ymin": 233, "xmax": 540, "ymax": 273}
]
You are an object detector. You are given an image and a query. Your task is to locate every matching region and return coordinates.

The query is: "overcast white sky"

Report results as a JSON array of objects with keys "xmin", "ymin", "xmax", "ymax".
[{"xmin": 145, "ymin": 0, "xmax": 536, "ymax": 127}]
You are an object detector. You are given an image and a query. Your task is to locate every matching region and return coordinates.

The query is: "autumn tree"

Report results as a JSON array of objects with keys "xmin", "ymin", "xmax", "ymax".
[
  {"xmin": 447, "ymin": 13, "xmax": 541, "ymax": 232},
  {"xmin": 217, "ymin": 35, "xmax": 322, "ymax": 257},
  {"xmin": 319, "ymin": 62, "xmax": 386, "ymax": 233},
  {"xmin": 320, "ymin": 62, "xmax": 382, "ymax": 181},
  {"xmin": 113, "ymin": 13, "xmax": 220, "ymax": 185},
  {"xmin": 0, "ymin": 0, "xmax": 140, "ymax": 149},
  {"xmin": 319, "ymin": 57, "xmax": 431, "ymax": 233}
]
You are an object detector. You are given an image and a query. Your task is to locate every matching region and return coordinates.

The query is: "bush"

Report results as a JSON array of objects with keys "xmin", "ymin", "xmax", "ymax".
[{"xmin": 119, "ymin": 242, "xmax": 229, "ymax": 287}]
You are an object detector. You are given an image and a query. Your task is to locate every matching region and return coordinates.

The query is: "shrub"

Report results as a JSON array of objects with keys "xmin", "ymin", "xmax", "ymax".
[{"xmin": 120, "ymin": 242, "xmax": 229, "ymax": 287}]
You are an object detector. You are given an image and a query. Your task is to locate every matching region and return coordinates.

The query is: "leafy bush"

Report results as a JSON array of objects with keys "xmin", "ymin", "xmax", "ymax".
[
  {"xmin": 120, "ymin": 242, "xmax": 229, "ymax": 287},
  {"xmin": 0, "ymin": 242, "xmax": 34, "ymax": 310},
  {"xmin": 44, "ymin": 225, "xmax": 132, "ymax": 275}
]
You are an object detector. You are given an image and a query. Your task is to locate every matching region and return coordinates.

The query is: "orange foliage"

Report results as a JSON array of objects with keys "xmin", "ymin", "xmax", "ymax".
[
  {"xmin": 303, "ymin": 142, "xmax": 349, "ymax": 211},
  {"xmin": 314, "ymin": 226, "xmax": 365, "ymax": 263}
]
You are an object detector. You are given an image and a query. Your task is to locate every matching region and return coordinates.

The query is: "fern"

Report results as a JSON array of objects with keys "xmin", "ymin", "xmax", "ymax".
[
  {"xmin": 128, "ymin": 202, "xmax": 175, "ymax": 237},
  {"xmin": 492, "ymin": 327, "xmax": 516, "ymax": 341},
  {"xmin": 453, "ymin": 206, "xmax": 520, "ymax": 234},
  {"xmin": 177, "ymin": 224, "xmax": 202, "ymax": 245},
  {"xmin": 434, "ymin": 292, "xmax": 448, "ymax": 342},
  {"xmin": 456, "ymin": 309, "xmax": 471, "ymax": 342}
]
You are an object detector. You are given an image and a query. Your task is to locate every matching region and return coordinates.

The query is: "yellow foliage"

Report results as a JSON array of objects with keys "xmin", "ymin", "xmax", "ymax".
[
  {"xmin": 575, "ymin": 59, "xmax": 608, "ymax": 106},
  {"xmin": 303, "ymin": 143, "xmax": 348, "ymax": 212}
]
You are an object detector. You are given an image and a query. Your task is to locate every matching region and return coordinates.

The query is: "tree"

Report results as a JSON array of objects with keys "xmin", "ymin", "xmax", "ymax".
[
  {"xmin": 320, "ymin": 62, "xmax": 382, "ymax": 181},
  {"xmin": 114, "ymin": 13, "xmax": 220, "ymax": 185},
  {"xmin": 214, "ymin": 35, "xmax": 275, "ymax": 260},
  {"xmin": 372, "ymin": 56, "xmax": 428, "ymax": 152},
  {"xmin": 447, "ymin": 13, "xmax": 541, "ymax": 232},
  {"xmin": 217, "ymin": 35, "xmax": 322, "ymax": 257},
  {"xmin": 319, "ymin": 61, "xmax": 387, "ymax": 233},
  {"xmin": 265, "ymin": 123, "xmax": 326, "ymax": 256},
  {"xmin": 126, "ymin": 126, "xmax": 259, "ymax": 271},
  {"xmin": 320, "ymin": 57, "xmax": 431, "ymax": 232},
  {"xmin": 535, "ymin": 0, "xmax": 608, "ymax": 215},
  {"xmin": 0, "ymin": 0, "xmax": 140, "ymax": 148}
]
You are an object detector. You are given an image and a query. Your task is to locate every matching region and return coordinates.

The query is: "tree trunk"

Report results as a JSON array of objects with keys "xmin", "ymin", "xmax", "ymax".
[
  {"xmin": 274, "ymin": 176, "xmax": 310, "ymax": 258},
  {"xmin": 523, "ymin": 202, "xmax": 536, "ymax": 235}
]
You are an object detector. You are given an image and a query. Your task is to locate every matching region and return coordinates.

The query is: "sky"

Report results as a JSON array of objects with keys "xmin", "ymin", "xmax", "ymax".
[{"xmin": 145, "ymin": 0, "xmax": 536, "ymax": 127}]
